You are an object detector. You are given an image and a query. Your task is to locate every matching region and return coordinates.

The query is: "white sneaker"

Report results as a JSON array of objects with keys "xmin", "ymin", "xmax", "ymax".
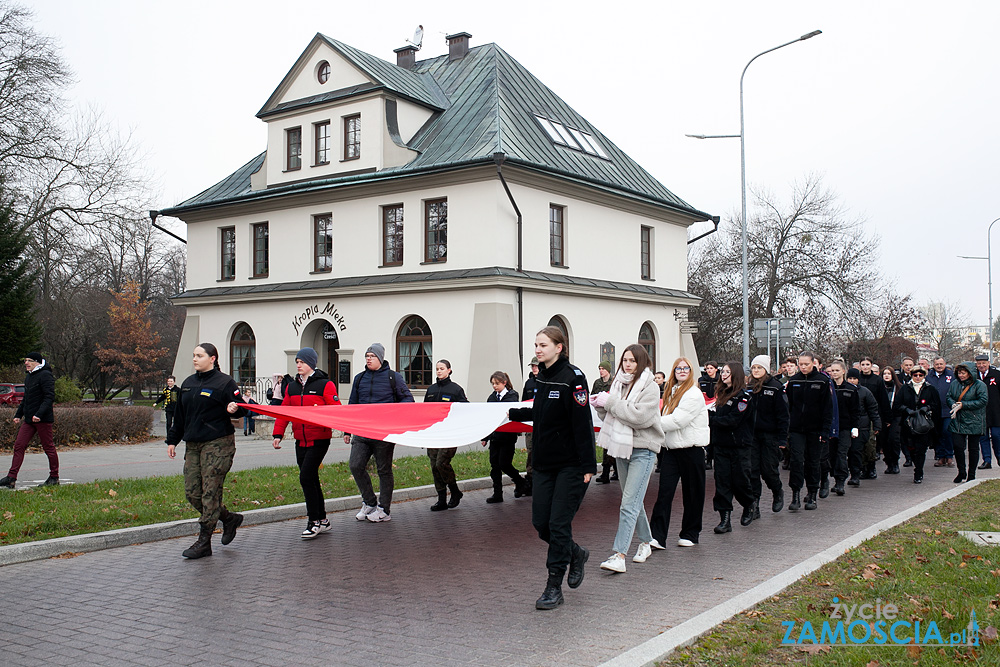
[
  {"xmin": 633, "ymin": 543, "xmax": 652, "ymax": 563},
  {"xmin": 355, "ymin": 503, "xmax": 376, "ymax": 521},
  {"xmin": 600, "ymin": 553, "xmax": 626, "ymax": 573},
  {"xmin": 678, "ymin": 538, "xmax": 696, "ymax": 547},
  {"xmin": 649, "ymin": 538, "xmax": 666, "ymax": 550},
  {"xmin": 366, "ymin": 505, "xmax": 391, "ymax": 522},
  {"xmin": 301, "ymin": 519, "xmax": 331, "ymax": 539}
]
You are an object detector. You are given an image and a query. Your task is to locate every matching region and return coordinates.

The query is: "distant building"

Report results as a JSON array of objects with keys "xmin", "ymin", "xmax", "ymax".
[{"xmin": 159, "ymin": 32, "xmax": 714, "ymax": 399}]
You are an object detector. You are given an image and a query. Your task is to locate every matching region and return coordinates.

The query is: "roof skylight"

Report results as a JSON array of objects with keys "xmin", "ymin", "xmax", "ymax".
[{"xmin": 534, "ymin": 115, "xmax": 610, "ymax": 159}]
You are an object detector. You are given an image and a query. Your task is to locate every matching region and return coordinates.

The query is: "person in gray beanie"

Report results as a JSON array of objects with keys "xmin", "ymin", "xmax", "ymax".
[{"xmin": 344, "ymin": 342, "xmax": 413, "ymax": 522}]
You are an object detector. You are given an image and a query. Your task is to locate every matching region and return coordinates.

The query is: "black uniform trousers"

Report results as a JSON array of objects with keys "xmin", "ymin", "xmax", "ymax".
[
  {"xmin": 749, "ymin": 431, "xmax": 783, "ymax": 500},
  {"xmin": 489, "ymin": 439, "xmax": 524, "ymax": 492},
  {"xmin": 712, "ymin": 446, "xmax": 754, "ymax": 512},
  {"xmin": 532, "ymin": 466, "xmax": 588, "ymax": 582},
  {"xmin": 164, "ymin": 408, "xmax": 176, "ymax": 435},
  {"xmin": 878, "ymin": 423, "xmax": 901, "ymax": 468},
  {"xmin": 822, "ymin": 436, "xmax": 850, "ymax": 482},
  {"xmin": 849, "ymin": 431, "xmax": 867, "ymax": 476},
  {"xmin": 788, "ymin": 431, "xmax": 824, "ymax": 492},
  {"xmin": 650, "ymin": 447, "xmax": 705, "ymax": 544}
]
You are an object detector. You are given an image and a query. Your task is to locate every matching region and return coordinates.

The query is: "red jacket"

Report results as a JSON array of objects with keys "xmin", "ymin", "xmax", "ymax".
[{"xmin": 272, "ymin": 370, "xmax": 341, "ymax": 445}]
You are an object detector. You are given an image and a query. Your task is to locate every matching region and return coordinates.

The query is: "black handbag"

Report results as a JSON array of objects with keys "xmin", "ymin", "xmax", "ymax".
[{"xmin": 908, "ymin": 409, "xmax": 933, "ymax": 435}]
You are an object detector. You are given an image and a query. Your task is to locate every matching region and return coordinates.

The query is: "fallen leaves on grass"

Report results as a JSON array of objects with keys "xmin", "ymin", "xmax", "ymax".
[
  {"xmin": 906, "ymin": 644, "xmax": 922, "ymax": 659},
  {"xmin": 3, "ymin": 511, "xmax": 13, "ymax": 520},
  {"xmin": 983, "ymin": 626, "xmax": 998, "ymax": 643},
  {"xmin": 108, "ymin": 489, "xmax": 117, "ymax": 497},
  {"xmin": 52, "ymin": 551, "xmax": 83, "ymax": 559},
  {"xmin": 795, "ymin": 644, "xmax": 830, "ymax": 655}
]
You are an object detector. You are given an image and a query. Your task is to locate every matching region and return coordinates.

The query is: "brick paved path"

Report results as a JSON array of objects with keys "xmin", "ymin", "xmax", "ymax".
[{"xmin": 2, "ymin": 464, "xmax": 990, "ymax": 666}]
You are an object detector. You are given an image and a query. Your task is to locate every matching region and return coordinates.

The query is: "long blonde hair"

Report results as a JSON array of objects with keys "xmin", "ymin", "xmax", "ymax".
[{"xmin": 662, "ymin": 357, "xmax": 696, "ymax": 415}]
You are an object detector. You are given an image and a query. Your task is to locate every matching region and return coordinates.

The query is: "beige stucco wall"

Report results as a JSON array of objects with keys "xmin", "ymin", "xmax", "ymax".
[{"xmin": 277, "ymin": 42, "xmax": 370, "ymax": 107}]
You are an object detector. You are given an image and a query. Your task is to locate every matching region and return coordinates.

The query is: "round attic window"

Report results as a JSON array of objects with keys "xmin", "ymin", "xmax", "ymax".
[{"xmin": 317, "ymin": 61, "xmax": 330, "ymax": 84}]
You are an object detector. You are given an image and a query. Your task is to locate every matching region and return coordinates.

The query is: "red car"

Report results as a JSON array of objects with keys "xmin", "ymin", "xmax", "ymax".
[{"xmin": 0, "ymin": 383, "xmax": 25, "ymax": 406}]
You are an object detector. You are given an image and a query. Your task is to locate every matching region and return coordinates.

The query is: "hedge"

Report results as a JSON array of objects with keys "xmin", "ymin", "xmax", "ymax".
[{"xmin": 0, "ymin": 405, "xmax": 154, "ymax": 449}]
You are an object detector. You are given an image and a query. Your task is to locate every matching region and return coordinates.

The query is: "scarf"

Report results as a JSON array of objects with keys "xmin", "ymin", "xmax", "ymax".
[{"xmin": 596, "ymin": 368, "xmax": 650, "ymax": 459}]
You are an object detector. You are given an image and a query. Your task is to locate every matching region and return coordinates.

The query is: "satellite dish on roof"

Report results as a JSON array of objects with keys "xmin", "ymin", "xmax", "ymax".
[{"xmin": 406, "ymin": 25, "xmax": 424, "ymax": 50}]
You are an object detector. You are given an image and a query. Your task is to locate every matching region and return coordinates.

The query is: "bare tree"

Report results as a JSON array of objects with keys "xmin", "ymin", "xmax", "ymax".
[{"xmin": 919, "ymin": 300, "xmax": 976, "ymax": 364}]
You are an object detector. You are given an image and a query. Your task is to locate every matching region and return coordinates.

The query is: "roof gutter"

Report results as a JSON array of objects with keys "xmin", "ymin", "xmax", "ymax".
[
  {"xmin": 494, "ymin": 152, "xmax": 524, "ymax": 368},
  {"xmin": 687, "ymin": 215, "xmax": 720, "ymax": 245},
  {"xmin": 149, "ymin": 210, "xmax": 187, "ymax": 244}
]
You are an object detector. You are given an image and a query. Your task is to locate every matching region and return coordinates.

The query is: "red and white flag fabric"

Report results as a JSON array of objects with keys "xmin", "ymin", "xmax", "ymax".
[{"xmin": 242, "ymin": 402, "xmax": 604, "ymax": 448}]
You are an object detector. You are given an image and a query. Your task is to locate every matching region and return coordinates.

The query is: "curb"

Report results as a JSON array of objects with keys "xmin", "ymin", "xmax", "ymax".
[
  {"xmin": 0, "ymin": 476, "xmax": 497, "ymax": 567},
  {"xmin": 597, "ymin": 478, "xmax": 985, "ymax": 667}
]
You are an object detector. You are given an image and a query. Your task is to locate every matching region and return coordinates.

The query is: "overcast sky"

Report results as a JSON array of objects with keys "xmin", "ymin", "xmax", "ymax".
[{"xmin": 27, "ymin": 0, "xmax": 1000, "ymax": 328}]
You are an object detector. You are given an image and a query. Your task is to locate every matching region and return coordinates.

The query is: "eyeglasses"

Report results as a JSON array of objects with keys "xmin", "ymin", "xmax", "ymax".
[
  {"xmin": 911, "ymin": 371, "xmax": 926, "ymax": 376},
  {"xmin": 675, "ymin": 366, "xmax": 691, "ymax": 372}
]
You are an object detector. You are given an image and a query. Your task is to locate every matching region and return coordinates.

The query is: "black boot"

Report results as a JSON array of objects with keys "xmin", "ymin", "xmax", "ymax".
[
  {"xmin": 788, "ymin": 489, "xmax": 801, "ymax": 511},
  {"xmin": 772, "ymin": 488, "xmax": 784, "ymax": 513},
  {"xmin": 819, "ymin": 476, "xmax": 830, "ymax": 499},
  {"xmin": 183, "ymin": 524, "xmax": 214, "ymax": 559},
  {"xmin": 219, "ymin": 510, "xmax": 243, "ymax": 545},
  {"xmin": 740, "ymin": 504, "xmax": 754, "ymax": 526},
  {"xmin": 833, "ymin": 480, "xmax": 846, "ymax": 496},
  {"xmin": 513, "ymin": 477, "xmax": 527, "ymax": 498},
  {"xmin": 714, "ymin": 511, "xmax": 732, "ymax": 534},
  {"xmin": 430, "ymin": 490, "xmax": 449, "ymax": 511},
  {"xmin": 567, "ymin": 544, "xmax": 588, "ymax": 589},
  {"xmin": 804, "ymin": 492, "xmax": 818, "ymax": 510},
  {"xmin": 486, "ymin": 487, "xmax": 504, "ymax": 503},
  {"xmin": 752, "ymin": 499, "xmax": 761, "ymax": 520},
  {"xmin": 523, "ymin": 473, "xmax": 533, "ymax": 497},
  {"xmin": 447, "ymin": 483, "xmax": 464, "ymax": 508},
  {"xmin": 536, "ymin": 573, "xmax": 564, "ymax": 610}
]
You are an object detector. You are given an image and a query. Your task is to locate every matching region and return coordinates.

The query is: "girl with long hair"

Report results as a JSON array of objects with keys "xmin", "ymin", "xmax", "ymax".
[
  {"xmin": 709, "ymin": 361, "xmax": 757, "ymax": 533},
  {"xmin": 649, "ymin": 357, "xmax": 708, "ymax": 549},
  {"xmin": 879, "ymin": 365, "xmax": 903, "ymax": 472},
  {"xmin": 424, "ymin": 359, "xmax": 469, "ymax": 510},
  {"xmin": 592, "ymin": 344, "xmax": 664, "ymax": 573},
  {"xmin": 482, "ymin": 370, "xmax": 526, "ymax": 502}
]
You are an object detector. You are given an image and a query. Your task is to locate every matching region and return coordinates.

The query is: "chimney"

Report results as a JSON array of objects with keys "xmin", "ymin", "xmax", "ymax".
[
  {"xmin": 394, "ymin": 45, "xmax": 416, "ymax": 69},
  {"xmin": 446, "ymin": 32, "xmax": 472, "ymax": 61}
]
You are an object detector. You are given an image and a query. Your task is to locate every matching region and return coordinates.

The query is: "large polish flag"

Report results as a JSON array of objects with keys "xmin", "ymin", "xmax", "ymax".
[{"xmin": 242, "ymin": 402, "xmax": 604, "ymax": 448}]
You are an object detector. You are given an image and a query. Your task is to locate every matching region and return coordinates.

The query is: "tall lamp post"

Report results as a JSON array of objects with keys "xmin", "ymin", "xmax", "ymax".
[
  {"xmin": 958, "ymin": 215, "xmax": 1000, "ymax": 362},
  {"xmin": 688, "ymin": 30, "xmax": 822, "ymax": 367}
]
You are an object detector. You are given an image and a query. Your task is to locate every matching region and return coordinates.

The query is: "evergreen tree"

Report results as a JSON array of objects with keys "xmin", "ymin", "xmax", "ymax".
[{"xmin": 0, "ymin": 192, "xmax": 42, "ymax": 365}]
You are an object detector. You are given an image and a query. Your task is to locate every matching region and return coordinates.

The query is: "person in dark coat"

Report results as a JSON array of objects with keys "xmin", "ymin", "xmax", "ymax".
[
  {"xmin": 709, "ymin": 362, "xmax": 756, "ymax": 532},
  {"xmin": 698, "ymin": 362, "xmax": 720, "ymax": 470},
  {"xmin": 847, "ymin": 368, "xmax": 883, "ymax": 481},
  {"xmin": 424, "ymin": 359, "xmax": 469, "ymax": 511},
  {"xmin": 592, "ymin": 361, "xmax": 618, "ymax": 484},
  {"xmin": 828, "ymin": 361, "xmax": 860, "ymax": 494},
  {"xmin": 895, "ymin": 366, "xmax": 941, "ymax": 484},
  {"xmin": 521, "ymin": 357, "xmax": 540, "ymax": 493},
  {"xmin": 747, "ymin": 355, "xmax": 787, "ymax": 514},
  {"xmin": 879, "ymin": 366, "xmax": 903, "ymax": 474},
  {"xmin": 947, "ymin": 361, "xmax": 987, "ymax": 483},
  {"xmin": 784, "ymin": 352, "xmax": 834, "ymax": 511},
  {"xmin": 483, "ymin": 371, "xmax": 526, "ymax": 502},
  {"xmin": 1, "ymin": 352, "xmax": 58, "ymax": 489},
  {"xmin": 926, "ymin": 357, "xmax": 954, "ymax": 467},
  {"xmin": 509, "ymin": 327, "xmax": 596, "ymax": 611},
  {"xmin": 974, "ymin": 354, "xmax": 1000, "ymax": 469},
  {"xmin": 154, "ymin": 376, "xmax": 182, "ymax": 435}
]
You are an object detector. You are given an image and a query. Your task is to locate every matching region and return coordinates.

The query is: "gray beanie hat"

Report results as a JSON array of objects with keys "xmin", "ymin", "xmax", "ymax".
[
  {"xmin": 296, "ymin": 347, "xmax": 319, "ymax": 370},
  {"xmin": 366, "ymin": 343, "xmax": 386, "ymax": 364}
]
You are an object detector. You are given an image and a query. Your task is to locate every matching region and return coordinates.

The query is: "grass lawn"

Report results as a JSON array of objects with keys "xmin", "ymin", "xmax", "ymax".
[
  {"xmin": 659, "ymin": 479, "xmax": 1000, "ymax": 666},
  {"xmin": 0, "ymin": 448, "xmax": 525, "ymax": 547}
]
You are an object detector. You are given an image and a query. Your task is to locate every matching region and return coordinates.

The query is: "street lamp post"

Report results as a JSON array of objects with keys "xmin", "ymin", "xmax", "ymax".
[
  {"xmin": 959, "ymin": 216, "xmax": 1000, "ymax": 362},
  {"xmin": 688, "ymin": 30, "xmax": 822, "ymax": 367}
]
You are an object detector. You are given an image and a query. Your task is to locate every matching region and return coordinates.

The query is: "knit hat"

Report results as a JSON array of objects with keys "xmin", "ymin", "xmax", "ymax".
[
  {"xmin": 25, "ymin": 352, "xmax": 43, "ymax": 363},
  {"xmin": 295, "ymin": 347, "xmax": 318, "ymax": 370},
  {"xmin": 599, "ymin": 361, "xmax": 612, "ymax": 373},
  {"xmin": 750, "ymin": 354, "xmax": 771, "ymax": 371},
  {"xmin": 366, "ymin": 343, "xmax": 386, "ymax": 364},
  {"xmin": 846, "ymin": 368, "xmax": 861, "ymax": 380}
]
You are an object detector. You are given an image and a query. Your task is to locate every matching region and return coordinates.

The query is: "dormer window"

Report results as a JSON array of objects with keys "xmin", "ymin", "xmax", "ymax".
[
  {"xmin": 317, "ymin": 61, "xmax": 330, "ymax": 84},
  {"xmin": 344, "ymin": 114, "xmax": 361, "ymax": 160},
  {"xmin": 534, "ymin": 115, "xmax": 609, "ymax": 159},
  {"xmin": 286, "ymin": 127, "xmax": 302, "ymax": 171}
]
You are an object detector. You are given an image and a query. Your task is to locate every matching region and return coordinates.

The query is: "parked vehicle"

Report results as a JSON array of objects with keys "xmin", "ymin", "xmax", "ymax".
[{"xmin": 0, "ymin": 383, "xmax": 25, "ymax": 406}]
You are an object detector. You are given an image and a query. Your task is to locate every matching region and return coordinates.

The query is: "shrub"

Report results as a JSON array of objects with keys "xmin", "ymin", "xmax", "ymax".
[
  {"xmin": 54, "ymin": 376, "xmax": 83, "ymax": 403},
  {"xmin": 0, "ymin": 405, "xmax": 154, "ymax": 449}
]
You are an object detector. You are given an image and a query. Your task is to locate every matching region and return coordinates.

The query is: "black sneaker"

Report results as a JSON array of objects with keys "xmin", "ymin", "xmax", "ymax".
[
  {"xmin": 0, "ymin": 476, "xmax": 14, "ymax": 489},
  {"xmin": 979, "ymin": 461, "xmax": 992, "ymax": 470},
  {"xmin": 40, "ymin": 476, "xmax": 59, "ymax": 486}
]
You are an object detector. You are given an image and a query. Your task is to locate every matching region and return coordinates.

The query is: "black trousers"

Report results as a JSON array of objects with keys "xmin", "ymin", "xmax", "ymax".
[
  {"xmin": 788, "ymin": 431, "xmax": 823, "ymax": 492},
  {"xmin": 749, "ymin": 431, "xmax": 783, "ymax": 500},
  {"xmin": 164, "ymin": 409, "xmax": 175, "ymax": 435},
  {"xmin": 822, "ymin": 435, "xmax": 850, "ymax": 482},
  {"xmin": 489, "ymin": 441, "xmax": 524, "ymax": 491},
  {"xmin": 650, "ymin": 447, "xmax": 705, "ymax": 544},
  {"xmin": 906, "ymin": 429, "xmax": 935, "ymax": 478},
  {"xmin": 532, "ymin": 466, "xmax": 588, "ymax": 581},
  {"xmin": 600, "ymin": 450, "xmax": 618, "ymax": 478},
  {"xmin": 712, "ymin": 447, "xmax": 754, "ymax": 512},
  {"xmin": 951, "ymin": 433, "xmax": 980, "ymax": 476},
  {"xmin": 296, "ymin": 439, "xmax": 331, "ymax": 521},
  {"xmin": 849, "ymin": 431, "xmax": 867, "ymax": 476},
  {"xmin": 878, "ymin": 423, "xmax": 901, "ymax": 468}
]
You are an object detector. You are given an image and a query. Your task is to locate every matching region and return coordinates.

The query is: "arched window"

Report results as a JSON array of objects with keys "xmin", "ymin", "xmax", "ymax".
[
  {"xmin": 547, "ymin": 315, "xmax": 570, "ymax": 360},
  {"xmin": 639, "ymin": 322, "xmax": 656, "ymax": 368},
  {"xmin": 231, "ymin": 323, "xmax": 256, "ymax": 385},
  {"xmin": 397, "ymin": 316, "xmax": 432, "ymax": 389}
]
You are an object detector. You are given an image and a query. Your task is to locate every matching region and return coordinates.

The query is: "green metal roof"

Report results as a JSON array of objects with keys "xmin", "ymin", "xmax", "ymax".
[{"xmin": 164, "ymin": 39, "xmax": 711, "ymax": 221}]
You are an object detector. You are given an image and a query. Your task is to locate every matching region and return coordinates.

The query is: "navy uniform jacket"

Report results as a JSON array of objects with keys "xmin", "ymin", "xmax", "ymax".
[
  {"xmin": 785, "ymin": 369, "xmax": 834, "ymax": 436},
  {"xmin": 751, "ymin": 377, "xmax": 789, "ymax": 440}
]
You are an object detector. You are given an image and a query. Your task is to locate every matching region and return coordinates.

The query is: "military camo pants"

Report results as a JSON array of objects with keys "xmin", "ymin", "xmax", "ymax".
[{"xmin": 184, "ymin": 435, "xmax": 236, "ymax": 528}]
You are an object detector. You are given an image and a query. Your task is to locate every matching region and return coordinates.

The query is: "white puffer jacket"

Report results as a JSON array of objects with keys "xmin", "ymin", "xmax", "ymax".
[{"xmin": 660, "ymin": 383, "xmax": 710, "ymax": 449}]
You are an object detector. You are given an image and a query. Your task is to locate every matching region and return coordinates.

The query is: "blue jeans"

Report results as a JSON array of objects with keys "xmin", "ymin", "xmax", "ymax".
[
  {"xmin": 612, "ymin": 448, "xmax": 656, "ymax": 554},
  {"xmin": 935, "ymin": 417, "xmax": 953, "ymax": 459},
  {"xmin": 981, "ymin": 427, "xmax": 1000, "ymax": 463}
]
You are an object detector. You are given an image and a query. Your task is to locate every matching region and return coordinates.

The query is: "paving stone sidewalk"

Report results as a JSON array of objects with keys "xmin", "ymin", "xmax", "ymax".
[{"xmin": 2, "ymin": 463, "xmax": 992, "ymax": 667}]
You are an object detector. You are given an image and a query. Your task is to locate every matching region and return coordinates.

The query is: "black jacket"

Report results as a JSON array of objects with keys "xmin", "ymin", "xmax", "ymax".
[
  {"xmin": 423, "ymin": 377, "xmax": 468, "ymax": 404},
  {"xmin": 522, "ymin": 374, "xmax": 537, "ymax": 401},
  {"xmin": 976, "ymin": 366, "xmax": 1000, "ymax": 426},
  {"xmin": 881, "ymin": 381, "xmax": 900, "ymax": 427},
  {"xmin": 785, "ymin": 369, "xmax": 834, "ymax": 436},
  {"xmin": 485, "ymin": 388, "xmax": 519, "ymax": 446},
  {"xmin": 859, "ymin": 371, "xmax": 889, "ymax": 418},
  {"xmin": 750, "ymin": 377, "xmax": 788, "ymax": 439},
  {"xmin": 855, "ymin": 384, "xmax": 883, "ymax": 433},
  {"xmin": 15, "ymin": 362, "xmax": 55, "ymax": 423},
  {"xmin": 895, "ymin": 381, "xmax": 942, "ymax": 437},
  {"xmin": 154, "ymin": 385, "xmax": 181, "ymax": 413},
  {"xmin": 710, "ymin": 389, "xmax": 754, "ymax": 448},
  {"xmin": 509, "ymin": 357, "xmax": 596, "ymax": 474},
  {"xmin": 167, "ymin": 369, "xmax": 247, "ymax": 445},
  {"xmin": 832, "ymin": 380, "xmax": 861, "ymax": 438},
  {"xmin": 698, "ymin": 372, "xmax": 717, "ymax": 398}
]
